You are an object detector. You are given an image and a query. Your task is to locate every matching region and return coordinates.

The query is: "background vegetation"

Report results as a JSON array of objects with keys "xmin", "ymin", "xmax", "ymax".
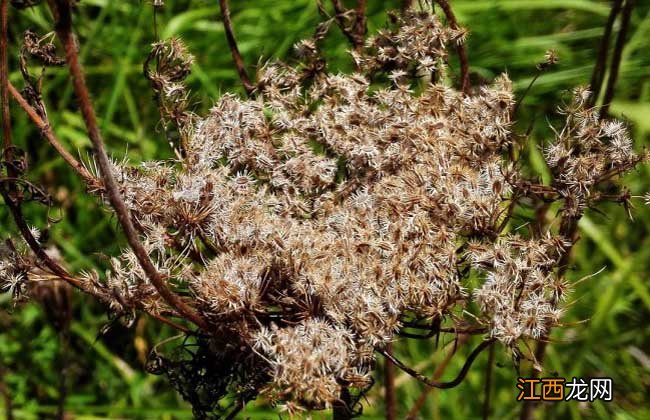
[{"xmin": 1, "ymin": 0, "xmax": 649, "ymax": 418}]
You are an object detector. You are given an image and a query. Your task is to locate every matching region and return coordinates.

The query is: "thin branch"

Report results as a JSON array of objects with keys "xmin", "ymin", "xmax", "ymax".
[
  {"xmin": 47, "ymin": 0, "xmax": 209, "ymax": 331},
  {"xmin": 405, "ymin": 334, "xmax": 471, "ymax": 419},
  {"xmin": 332, "ymin": 386, "xmax": 353, "ymax": 420},
  {"xmin": 379, "ymin": 338, "xmax": 495, "ymax": 389},
  {"xmin": 331, "ymin": 0, "xmax": 365, "ymax": 50},
  {"xmin": 434, "ymin": 0, "xmax": 470, "ymax": 94},
  {"xmin": 1, "ymin": 0, "xmax": 86, "ymax": 295},
  {"xmin": 148, "ymin": 312, "xmax": 190, "ymax": 333},
  {"xmin": 2, "ymin": 180, "xmax": 186, "ymax": 335},
  {"xmin": 384, "ymin": 342, "xmax": 397, "ymax": 420},
  {"xmin": 601, "ymin": 0, "xmax": 635, "ymax": 118},
  {"xmin": 352, "ymin": 0, "xmax": 367, "ymax": 47},
  {"xmin": 0, "ymin": 364, "xmax": 13, "ymax": 420},
  {"xmin": 1, "ymin": 0, "xmax": 13, "ymax": 177},
  {"xmin": 588, "ymin": 0, "xmax": 623, "ymax": 107},
  {"xmin": 482, "ymin": 344, "xmax": 496, "ymax": 420},
  {"xmin": 218, "ymin": 0, "xmax": 254, "ymax": 96},
  {"xmin": 7, "ymin": 82, "xmax": 99, "ymax": 187},
  {"xmin": 399, "ymin": 319, "xmax": 487, "ymax": 335},
  {"xmin": 401, "ymin": 0, "xmax": 414, "ymax": 12}
]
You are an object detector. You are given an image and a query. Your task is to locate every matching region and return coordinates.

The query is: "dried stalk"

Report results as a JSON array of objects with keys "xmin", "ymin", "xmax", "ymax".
[
  {"xmin": 352, "ymin": 0, "xmax": 366, "ymax": 46},
  {"xmin": 2, "ymin": 0, "xmax": 84, "ymax": 293},
  {"xmin": 219, "ymin": 0, "xmax": 254, "ymax": 96},
  {"xmin": 401, "ymin": 0, "xmax": 414, "ymax": 12},
  {"xmin": 435, "ymin": 0, "xmax": 470, "ymax": 94},
  {"xmin": 0, "ymin": 364, "xmax": 13, "ymax": 420},
  {"xmin": 384, "ymin": 342, "xmax": 397, "ymax": 420},
  {"xmin": 1, "ymin": 0, "xmax": 12, "ymax": 175},
  {"xmin": 332, "ymin": 387, "xmax": 353, "ymax": 420},
  {"xmin": 601, "ymin": 0, "xmax": 635, "ymax": 117},
  {"xmin": 588, "ymin": 0, "xmax": 623, "ymax": 107},
  {"xmin": 7, "ymin": 82, "xmax": 99, "ymax": 187},
  {"xmin": 482, "ymin": 345, "xmax": 496, "ymax": 420}
]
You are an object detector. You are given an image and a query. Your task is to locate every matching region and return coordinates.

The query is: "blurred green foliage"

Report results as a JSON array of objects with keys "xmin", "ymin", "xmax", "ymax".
[{"xmin": 1, "ymin": 0, "xmax": 649, "ymax": 419}]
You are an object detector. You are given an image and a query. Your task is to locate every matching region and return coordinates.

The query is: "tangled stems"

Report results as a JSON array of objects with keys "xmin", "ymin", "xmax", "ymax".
[{"xmin": 1, "ymin": 1, "xmax": 647, "ymax": 416}]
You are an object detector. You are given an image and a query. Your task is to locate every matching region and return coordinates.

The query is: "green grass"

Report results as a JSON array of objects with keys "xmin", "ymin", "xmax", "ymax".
[{"xmin": 1, "ymin": 0, "xmax": 649, "ymax": 419}]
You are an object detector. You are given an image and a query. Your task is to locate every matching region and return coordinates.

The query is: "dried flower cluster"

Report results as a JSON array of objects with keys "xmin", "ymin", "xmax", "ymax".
[{"xmin": 1, "ymin": 5, "xmax": 646, "ymax": 416}]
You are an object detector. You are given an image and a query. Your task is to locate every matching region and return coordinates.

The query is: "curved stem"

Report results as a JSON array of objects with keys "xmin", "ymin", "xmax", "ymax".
[{"xmin": 379, "ymin": 338, "xmax": 495, "ymax": 389}]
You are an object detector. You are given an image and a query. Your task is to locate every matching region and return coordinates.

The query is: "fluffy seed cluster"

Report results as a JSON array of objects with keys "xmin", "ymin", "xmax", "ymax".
[
  {"xmin": 2, "ymin": 8, "xmax": 644, "ymax": 411},
  {"xmin": 0, "ymin": 244, "xmax": 28, "ymax": 299},
  {"xmin": 545, "ymin": 86, "xmax": 639, "ymax": 214}
]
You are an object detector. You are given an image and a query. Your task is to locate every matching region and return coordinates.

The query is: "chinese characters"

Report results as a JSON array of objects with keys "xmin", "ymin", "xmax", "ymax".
[{"xmin": 517, "ymin": 377, "xmax": 612, "ymax": 402}]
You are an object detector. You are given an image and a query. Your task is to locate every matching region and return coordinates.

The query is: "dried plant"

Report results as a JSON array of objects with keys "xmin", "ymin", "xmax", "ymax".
[{"xmin": 0, "ymin": 1, "xmax": 646, "ymax": 418}]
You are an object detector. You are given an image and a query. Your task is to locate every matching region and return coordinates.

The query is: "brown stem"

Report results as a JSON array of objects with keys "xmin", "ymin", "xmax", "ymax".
[
  {"xmin": 0, "ymin": 364, "xmax": 13, "ymax": 420},
  {"xmin": 4, "ymin": 20, "xmax": 187, "ymax": 334},
  {"xmin": 401, "ymin": 0, "xmax": 414, "ymax": 12},
  {"xmin": 353, "ymin": 0, "xmax": 367, "ymax": 47},
  {"xmin": 3, "ymin": 185, "xmax": 188, "ymax": 334},
  {"xmin": 332, "ymin": 386, "xmax": 353, "ymax": 420},
  {"xmin": 47, "ymin": 0, "xmax": 209, "ymax": 331},
  {"xmin": 384, "ymin": 342, "xmax": 397, "ymax": 420},
  {"xmin": 1, "ymin": 0, "xmax": 13, "ymax": 177},
  {"xmin": 218, "ymin": 0, "xmax": 254, "ymax": 96},
  {"xmin": 519, "ymin": 339, "xmax": 549, "ymax": 420},
  {"xmin": 7, "ymin": 82, "xmax": 99, "ymax": 187},
  {"xmin": 379, "ymin": 338, "xmax": 494, "ymax": 389},
  {"xmin": 1, "ymin": 190, "xmax": 83, "ymax": 289},
  {"xmin": 601, "ymin": 0, "xmax": 635, "ymax": 117},
  {"xmin": 331, "ymin": 0, "xmax": 365, "ymax": 50},
  {"xmin": 482, "ymin": 344, "xmax": 496, "ymax": 420},
  {"xmin": 435, "ymin": 0, "xmax": 470, "ymax": 94},
  {"xmin": 520, "ymin": 212, "xmax": 580, "ymax": 420},
  {"xmin": 513, "ymin": 70, "xmax": 542, "ymax": 117},
  {"xmin": 0, "ymin": 2, "xmax": 78, "ymax": 294},
  {"xmin": 588, "ymin": 0, "xmax": 623, "ymax": 107},
  {"xmin": 405, "ymin": 333, "xmax": 471, "ymax": 419}
]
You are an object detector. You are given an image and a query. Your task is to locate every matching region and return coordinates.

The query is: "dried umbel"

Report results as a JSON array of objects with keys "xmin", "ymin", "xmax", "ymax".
[{"xmin": 1, "ymin": 2, "xmax": 646, "ymax": 417}]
